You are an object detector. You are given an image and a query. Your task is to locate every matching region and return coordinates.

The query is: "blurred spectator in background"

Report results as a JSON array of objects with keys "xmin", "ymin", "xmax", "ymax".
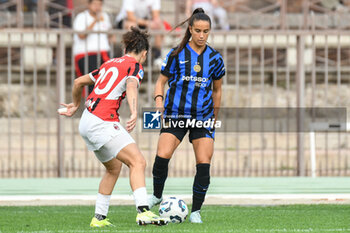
[
  {"xmin": 320, "ymin": 0, "xmax": 349, "ymax": 12},
  {"xmin": 23, "ymin": 0, "xmax": 37, "ymax": 12},
  {"xmin": 115, "ymin": 0, "xmax": 164, "ymax": 67},
  {"xmin": 186, "ymin": 0, "xmax": 230, "ymax": 30},
  {"xmin": 285, "ymin": 0, "xmax": 303, "ymax": 13},
  {"xmin": 73, "ymin": 0, "xmax": 113, "ymax": 95},
  {"xmin": 49, "ymin": 0, "xmax": 73, "ymax": 27}
]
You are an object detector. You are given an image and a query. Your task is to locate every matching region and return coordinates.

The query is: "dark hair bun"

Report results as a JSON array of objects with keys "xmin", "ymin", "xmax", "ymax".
[
  {"xmin": 122, "ymin": 26, "xmax": 149, "ymax": 54},
  {"xmin": 193, "ymin": 8, "xmax": 205, "ymax": 15}
]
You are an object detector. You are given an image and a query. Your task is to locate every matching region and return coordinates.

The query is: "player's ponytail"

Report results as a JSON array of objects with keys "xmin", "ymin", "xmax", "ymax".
[
  {"xmin": 171, "ymin": 8, "xmax": 211, "ymax": 56},
  {"xmin": 122, "ymin": 27, "xmax": 149, "ymax": 54}
]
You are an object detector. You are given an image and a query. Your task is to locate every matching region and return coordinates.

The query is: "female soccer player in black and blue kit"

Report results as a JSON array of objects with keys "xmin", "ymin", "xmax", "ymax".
[{"xmin": 149, "ymin": 8, "xmax": 225, "ymax": 223}]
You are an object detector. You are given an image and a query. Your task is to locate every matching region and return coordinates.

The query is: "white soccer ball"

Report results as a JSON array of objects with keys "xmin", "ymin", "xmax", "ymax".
[{"xmin": 158, "ymin": 197, "xmax": 188, "ymax": 223}]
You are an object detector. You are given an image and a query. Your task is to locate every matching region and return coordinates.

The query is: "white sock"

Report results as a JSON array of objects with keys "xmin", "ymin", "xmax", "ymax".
[
  {"xmin": 133, "ymin": 187, "xmax": 148, "ymax": 209},
  {"xmin": 95, "ymin": 193, "xmax": 111, "ymax": 216}
]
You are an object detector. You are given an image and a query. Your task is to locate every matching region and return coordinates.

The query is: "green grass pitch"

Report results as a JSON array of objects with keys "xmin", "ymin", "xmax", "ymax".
[{"xmin": 0, "ymin": 204, "xmax": 349, "ymax": 233}]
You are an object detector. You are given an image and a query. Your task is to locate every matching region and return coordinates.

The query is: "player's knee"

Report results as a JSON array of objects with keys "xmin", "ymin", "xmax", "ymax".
[
  {"xmin": 130, "ymin": 155, "xmax": 146, "ymax": 170},
  {"xmin": 106, "ymin": 166, "xmax": 120, "ymax": 177},
  {"xmin": 156, "ymin": 149, "xmax": 172, "ymax": 159},
  {"xmin": 196, "ymin": 158, "xmax": 212, "ymax": 164},
  {"xmin": 139, "ymin": 156, "xmax": 146, "ymax": 169}
]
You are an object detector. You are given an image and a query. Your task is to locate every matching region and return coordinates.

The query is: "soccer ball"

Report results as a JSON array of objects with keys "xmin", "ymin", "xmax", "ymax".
[{"xmin": 158, "ymin": 197, "xmax": 188, "ymax": 223}]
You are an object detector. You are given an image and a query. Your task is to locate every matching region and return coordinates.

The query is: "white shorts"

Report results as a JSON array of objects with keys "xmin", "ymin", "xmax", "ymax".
[{"xmin": 79, "ymin": 109, "xmax": 135, "ymax": 163}]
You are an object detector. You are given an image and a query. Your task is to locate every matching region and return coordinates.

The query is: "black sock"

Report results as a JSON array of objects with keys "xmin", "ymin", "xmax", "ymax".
[
  {"xmin": 152, "ymin": 155, "xmax": 170, "ymax": 199},
  {"xmin": 94, "ymin": 213, "xmax": 106, "ymax": 221},
  {"xmin": 137, "ymin": 205, "xmax": 150, "ymax": 213},
  {"xmin": 192, "ymin": 163, "xmax": 210, "ymax": 212}
]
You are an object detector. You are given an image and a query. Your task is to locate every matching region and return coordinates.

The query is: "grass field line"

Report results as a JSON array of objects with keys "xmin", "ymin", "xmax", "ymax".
[
  {"xmin": 1, "ymin": 194, "xmax": 350, "ymax": 206},
  {"xmin": 1, "ymin": 205, "xmax": 348, "ymax": 232},
  {"xmin": 3, "ymin": 228, "xmax": 350, "ymax": 233}
]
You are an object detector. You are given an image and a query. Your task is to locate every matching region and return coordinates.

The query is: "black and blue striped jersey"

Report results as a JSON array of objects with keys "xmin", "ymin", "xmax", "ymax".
[{"xmin": 161, "ymin": 43, "xmax": 225, "ymax": 121}]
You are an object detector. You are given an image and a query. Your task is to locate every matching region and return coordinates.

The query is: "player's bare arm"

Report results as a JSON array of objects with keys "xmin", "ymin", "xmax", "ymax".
[
  {"xmin": 58, "ymin": 74, "xmax": 94, "ymax": 117},
  {"xmin": 126, "ymin": 78, "xmax": 139, "ymax": 132},
  {"xmin": 154, "ymin": 74, "xmax": 168, "ymax": 111},
  {"xmin": 212, "ymin": 78, "xmax": 222, "ymax": 121}
]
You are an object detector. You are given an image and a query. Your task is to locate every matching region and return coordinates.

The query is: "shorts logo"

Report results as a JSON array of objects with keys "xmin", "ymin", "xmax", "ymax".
[
  {"xmin": 113, "ymin": 123, "xmax": 119, "ymax": 130},
  {"xmin": 143, "ymin": 110, "xmax": 162, "ymax": 129}
]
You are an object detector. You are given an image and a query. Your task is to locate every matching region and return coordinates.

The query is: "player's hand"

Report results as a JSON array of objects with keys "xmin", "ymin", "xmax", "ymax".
[
  {"xmin": 155, "ymin": 99, "xmax": 164, "ymax": 117},
  {"xmin": 155, "ymin": 106, "xmax": 164, "ymax": 113},
  {"xmin": 58, "ymin": 103, "xmax": 78, "ymax": 117},
  {"xmin": 126, "ymin": 112, "xmax": 137, "ymax": 133},
  {"xmin": 155, "ymin": 106, "xmax": 164, "ymax": 120}
]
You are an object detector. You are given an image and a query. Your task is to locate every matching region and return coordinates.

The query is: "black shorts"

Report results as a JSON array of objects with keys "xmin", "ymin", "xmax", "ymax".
[{"xmin": 160, "ymin": 118, "xmax": 215, "ymax": 143}]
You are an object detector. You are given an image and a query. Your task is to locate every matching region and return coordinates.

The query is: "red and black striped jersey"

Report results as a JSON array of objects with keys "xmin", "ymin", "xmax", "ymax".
[{"xmin": 85, "ymin": 55, "xmax": 144, "ymax": 122}]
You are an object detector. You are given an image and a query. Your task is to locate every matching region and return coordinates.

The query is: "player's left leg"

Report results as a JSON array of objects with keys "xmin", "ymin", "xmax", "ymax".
[
  {"xmin": 189, "ymin": 129, "xmax": 214, "ymax": 223},
  {"xmin": 116, "ymin": 143, "xmax": 168, "ymax": 226}
]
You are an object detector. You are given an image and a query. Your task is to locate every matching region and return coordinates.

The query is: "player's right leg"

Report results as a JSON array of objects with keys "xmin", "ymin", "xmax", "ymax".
[
  {"xmin": 116, "ymin": 143, "xmax": 168, "ymax": 226},
  {"xmin": 87, "ymin": 119, "xmax": 140, "ymax": 227},
  {"xmin": 89, "ymin": 158, "xmax": 122, "ymax": 227},
  {"xmin": 149, "ymin": 130, "xmax": 183, "ymax": 208}
]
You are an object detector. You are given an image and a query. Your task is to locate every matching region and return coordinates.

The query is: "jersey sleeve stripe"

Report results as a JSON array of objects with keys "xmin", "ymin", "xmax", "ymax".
[
  {"xmin": 214, "ymin": 72, "xmax": 225, "ymax": 80},
  {"xmin": 132, "ymin": 63, "xmax": 140, "ymax": 76},
  {"xmin": 162, "ymin": 54, "xmax": 176, "ymax": 77},
  {"xmin": 89, "ymin": 73, "xmax": 96, "ymax": 82},
  {"xmin": 213, "ymin": 58, "xmax": 225, "ymax": 80},
  {"xmin": 161, "ymin": 69, "xmax": 173, "ymax": 77},
  {"xmin": 89, "ymin": 69, "xmax": 99, "ymax": 82}
]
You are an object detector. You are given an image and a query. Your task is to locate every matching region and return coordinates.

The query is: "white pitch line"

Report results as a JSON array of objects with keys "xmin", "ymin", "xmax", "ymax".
[
  {"xmin": 209, "ymin": 193, "xmax": 350, "ymax": 200},
  {"xmin": 1, "ymin": 194, "xmax": 350, "ymax": 201},
  {"xmin": 1, "ymin": 194, "xmax": 350, "ymax": 206},
  {"xmin": 0, "ymin": 195, "xmax": 133, "ymax": 201}
]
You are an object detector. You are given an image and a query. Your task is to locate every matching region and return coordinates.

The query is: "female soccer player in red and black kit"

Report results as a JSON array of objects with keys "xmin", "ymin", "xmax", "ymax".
[
  {"xmin": 59, "ymin": 27, "xmax": 168, "ymax": 227},
  {"xmin": 148, "ymin": 8, "xmax": 225, "ymax": 223}
]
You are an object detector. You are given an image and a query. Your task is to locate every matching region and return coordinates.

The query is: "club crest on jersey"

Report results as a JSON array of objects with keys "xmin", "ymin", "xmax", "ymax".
[
  {"xmin": 194, "ymin": 64, "xmax": 201, "ymax": 72},
  {"xmin": 85, "ymin": 98, "xmax": 96, "ymax": 110}
]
